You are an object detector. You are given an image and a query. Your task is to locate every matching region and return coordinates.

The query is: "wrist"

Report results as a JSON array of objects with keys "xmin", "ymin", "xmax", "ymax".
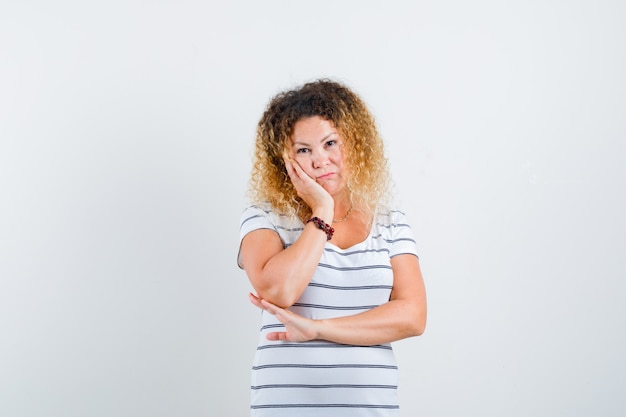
[
  {"xmin": 306, "ymin": 217, "xmax": 334, "ymax": 241},
  {"xmin": 311, "ymin": 207, "xmax": 333, "ymax": 224},
  {"xmin": 313, "ymin": 318, "xmax": 326, "ymax": 341}
]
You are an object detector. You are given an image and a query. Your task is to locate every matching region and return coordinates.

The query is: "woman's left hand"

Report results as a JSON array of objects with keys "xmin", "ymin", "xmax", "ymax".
[{"xmin": 248, "ymin": 293, "xmax": 319, "ymax": 342}]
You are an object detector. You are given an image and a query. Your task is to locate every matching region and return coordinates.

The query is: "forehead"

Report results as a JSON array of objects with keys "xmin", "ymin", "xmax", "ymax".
[{"xmin": 291, "ymin": 116, "xmax": 339, "ymax": 142}]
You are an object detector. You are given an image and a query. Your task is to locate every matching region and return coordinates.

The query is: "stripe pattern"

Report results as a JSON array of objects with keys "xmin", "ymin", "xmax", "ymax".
[{"xmin": 239, "ymin": 204, "xmax": 418, "ymax": 416}]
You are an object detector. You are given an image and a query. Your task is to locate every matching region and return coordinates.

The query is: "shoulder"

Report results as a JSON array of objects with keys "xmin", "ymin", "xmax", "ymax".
[
  {"xmin": 240, "ymin": 203, "xmax": 302, "ymax": 239},
  {"xmin": 373, "ymin": 207, "xmax": 418, "ymax": 258},
  {"xmin": 240, "ymin": 203, "xmax": 273, "ymax": 225},
  {"xmin": 374, "ymin": 207, "xmax": 413, "ymax": 230}
]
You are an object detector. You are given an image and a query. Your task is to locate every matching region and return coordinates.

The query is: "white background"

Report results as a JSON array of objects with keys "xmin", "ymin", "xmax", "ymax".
[{"xmin": 1, "ymin": 1, "xmax": 625, "ymax": 416}]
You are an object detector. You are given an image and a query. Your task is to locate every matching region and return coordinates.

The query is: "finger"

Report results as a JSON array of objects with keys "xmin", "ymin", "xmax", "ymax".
[
  {"xmin": 266, "ymin": 331, "xmax": 288, "ymax": 341},
  {"xmin": 260, "ymin": 298, "xmax": 283, "ymax": 315},
  {"xmin": 286, "ymin": 160, "xmax": 307, "ymax": 185},
  {"xmin": 260, "ymin": 301, "xmax": 296, "ymax": 330},
  {"xmin": 248, "ymin": 293, "xmax": 265, "ymax": 310},
  {"xmin": 283, "ymin": 157, "xmax": 295, "ymax": 179},
  {"xmin": 289, "ymin": 159, "xmax": 311, "ymax": 180}
]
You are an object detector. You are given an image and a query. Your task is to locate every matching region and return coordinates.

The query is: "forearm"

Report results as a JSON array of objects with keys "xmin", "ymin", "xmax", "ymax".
[
  {"xmin": 252, "ymin": 208, "xmax": 333, "ymax": 307},
  {"xmin": 247, "ymin": 156, "xmax": 337, "ymax": 307},
  {"xmin": 316, "ymin": 299, "xmax": 426, "ymax": 346},
  {"xmin": 255, "ymin": 227, "xmax": 326, "ymax": 307}
]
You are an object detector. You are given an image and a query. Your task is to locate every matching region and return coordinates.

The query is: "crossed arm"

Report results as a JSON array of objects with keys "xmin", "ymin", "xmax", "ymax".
[
  {"xmin": 241, "ymin": 227, "xmax": 427, "ymax": 346},
  {"xmin": 240, "ymin": 157, "xmax": 427, "ymax": 346}
]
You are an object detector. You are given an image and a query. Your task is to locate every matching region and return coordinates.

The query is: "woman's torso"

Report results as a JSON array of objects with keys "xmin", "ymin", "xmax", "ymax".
[{"xmin": 240, "ymin": 205, "xmax": 418, "ymax": 416}]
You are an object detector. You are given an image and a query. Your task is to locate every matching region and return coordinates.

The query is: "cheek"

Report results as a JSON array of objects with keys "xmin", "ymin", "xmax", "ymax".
[
  {"xmin": 294, "ymin": 155, "xmax": 315, "ymax": 175},
  {"xmin": 332, "ymin": 150, "xmax": 346, "ymax": 169},
  {"xmin": 337, "ymin": 156, "xmax": 350, "ymax": 179}
]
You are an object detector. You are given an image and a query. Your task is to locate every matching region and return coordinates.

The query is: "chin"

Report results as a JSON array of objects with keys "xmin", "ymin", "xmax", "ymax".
[{"xmin": 325, "ymin": 186, "xmax": 345, "ymax": 196}]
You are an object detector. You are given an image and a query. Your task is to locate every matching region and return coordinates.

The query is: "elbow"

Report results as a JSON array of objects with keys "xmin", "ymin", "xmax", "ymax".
[
  {"xmin": 406, "ymin": 308, "xmax": 427, "ymax": 338},
  {"xmin": 249, "ymin": 272, "xmax": 299, "ymax": 308},
  {"xmin": 389, "ymin": 300, "xmax": 427, "ymax": 340},
  {"xmin": 407, "ymin": 321, "xmax": 426, "ymax": 338},
  {"xmin": 255, "ymin": 286, "xmax": 298, "ymax": 309},
  {"xmin": 403, "ymin": 320, "xmax": 425, "ymax": 338},
  {"xmin": 412, "ymin": 321, "xmax": 426, "ymax": 337}
]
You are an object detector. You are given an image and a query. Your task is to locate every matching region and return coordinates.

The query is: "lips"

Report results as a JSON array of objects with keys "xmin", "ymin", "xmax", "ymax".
[{"xmin": 317, "ymin": 173, "xmax": 335, "ymax": 181}]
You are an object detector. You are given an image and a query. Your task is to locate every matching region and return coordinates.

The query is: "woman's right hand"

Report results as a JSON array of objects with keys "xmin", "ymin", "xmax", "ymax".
[
  {"xmin": 284, "ymin": 157, "xmax": 334, "ymax": 219},
  {"xmin": 240, "ymin": 158, "xmax": 334, "ymax": 308}
]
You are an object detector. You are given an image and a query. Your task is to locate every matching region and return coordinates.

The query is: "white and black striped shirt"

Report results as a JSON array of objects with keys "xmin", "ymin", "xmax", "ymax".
[{"xmin": 239, "ymin": 204, "xmax": 418, "ymax": 416}]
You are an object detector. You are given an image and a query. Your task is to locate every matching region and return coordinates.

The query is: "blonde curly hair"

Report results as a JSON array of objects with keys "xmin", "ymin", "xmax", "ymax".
[{"xmin": 248, "ymin": 79, "xmax": 391, "ymax": 220}]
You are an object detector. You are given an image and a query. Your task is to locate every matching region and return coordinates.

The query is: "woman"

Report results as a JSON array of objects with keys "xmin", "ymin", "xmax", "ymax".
[{"xmin": 238, "ymin": 79, "xmax": 427, "ymax": 416}]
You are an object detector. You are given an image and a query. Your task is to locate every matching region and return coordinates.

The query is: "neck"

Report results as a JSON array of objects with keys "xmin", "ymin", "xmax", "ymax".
[{"xmin": 332, "ymin": 197, "xmax": 353, "ymax": 223}]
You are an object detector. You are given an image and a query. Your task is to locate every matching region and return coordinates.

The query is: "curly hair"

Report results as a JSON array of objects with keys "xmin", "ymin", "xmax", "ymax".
[{"xmin": 248, "ymin": 79, "xmax": 391, "ymax": 220}]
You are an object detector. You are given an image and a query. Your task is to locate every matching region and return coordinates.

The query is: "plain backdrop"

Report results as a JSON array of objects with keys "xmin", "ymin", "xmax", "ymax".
[{"xmin": 1, "ymin": 1, "xmax": 625, "ymax": 416}]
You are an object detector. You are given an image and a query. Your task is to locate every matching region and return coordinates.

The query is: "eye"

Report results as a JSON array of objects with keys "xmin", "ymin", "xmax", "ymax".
[
  {"xmin": 325, "ymin": 140, "xmax": 337, "ymax": 147},
  {"xmin": 296, "ymin": 148, "xmax": 310, "ymax": 154}
]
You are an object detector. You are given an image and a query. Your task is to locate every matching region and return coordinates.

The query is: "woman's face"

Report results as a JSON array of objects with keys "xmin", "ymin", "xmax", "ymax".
[{"xmin": 288, "ymin": 116, "xmax": 348, "ymax": 197}]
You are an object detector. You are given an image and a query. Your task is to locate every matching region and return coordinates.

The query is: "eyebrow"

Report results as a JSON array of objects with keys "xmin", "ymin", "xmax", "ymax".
[{"xmin": 292, "ymin": 132, "xmax": 338, "ymax": 146}]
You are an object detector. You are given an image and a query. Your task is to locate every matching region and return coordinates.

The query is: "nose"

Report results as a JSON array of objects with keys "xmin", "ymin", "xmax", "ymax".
[{"xmin": 312, "ymin": 150, "xmax": 330, "ymax": 169}]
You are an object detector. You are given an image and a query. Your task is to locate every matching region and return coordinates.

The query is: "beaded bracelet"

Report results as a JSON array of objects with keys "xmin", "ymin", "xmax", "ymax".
[{"xmin": 306, "ymin": 216, "xmax": 334, "ymax": 241}]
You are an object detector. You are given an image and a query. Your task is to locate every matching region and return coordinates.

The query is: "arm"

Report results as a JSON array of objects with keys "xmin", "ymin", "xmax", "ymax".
[
  {"xmin": 240, "ymin": 159, "xmax": 334, "ymax": 308},
  {"xmin": 250, "ymin": 254, "xmax": 427, "ymax": 345},
  {"xmin": 241, "ymin": 222, "xmax": 327, "ymax": 308}
]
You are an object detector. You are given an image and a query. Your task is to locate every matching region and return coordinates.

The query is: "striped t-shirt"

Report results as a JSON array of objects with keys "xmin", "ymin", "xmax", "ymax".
[{"xmin": 238, "ymin": 204, "xmax": 419, "ymax": 416}]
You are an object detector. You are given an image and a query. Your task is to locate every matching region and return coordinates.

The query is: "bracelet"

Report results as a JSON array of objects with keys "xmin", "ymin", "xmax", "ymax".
[{"xmin": 306, "ymin": 216, "xmax": 334, "ymax": 241}]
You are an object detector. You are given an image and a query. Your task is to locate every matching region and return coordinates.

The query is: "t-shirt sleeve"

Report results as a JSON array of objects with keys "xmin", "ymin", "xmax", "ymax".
[
  {"xmin": 237, "ymin": 205, "xmax": 278, "ymax": 269},
  {"xmin": 389, "ymin": 210, "xmax": 419, "ymax": 259}
]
